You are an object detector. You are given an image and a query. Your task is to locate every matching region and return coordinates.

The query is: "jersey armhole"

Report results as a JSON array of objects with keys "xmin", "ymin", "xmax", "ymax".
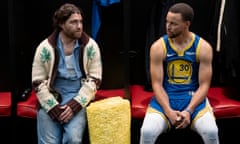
[
  {"xmin": 196, "ymin": 38, "xmax": 202, "ymax": 62},
  {"xmin": 160, "ymin": 37, "xmax": 167, "ymax": 59}
]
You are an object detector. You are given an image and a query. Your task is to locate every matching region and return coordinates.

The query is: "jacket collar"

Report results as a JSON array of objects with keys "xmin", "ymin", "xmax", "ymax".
[{"xmin": 47, "ymin": 29, "xmax": 90, "ymax": 49}]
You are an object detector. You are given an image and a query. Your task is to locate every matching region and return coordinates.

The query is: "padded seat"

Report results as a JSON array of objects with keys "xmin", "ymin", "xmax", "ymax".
[
  {"xmin": 17, "ymin": 90, "xmax": 37, "ymax": 119},
  {"xmin": 130, "ymin": 84, "xmax": 240, "ymax": 119},
  {"xmin": 0, "ymin": 92, "xmax": 12, "ymax": 117},
  {"xmin": 17, "ymin": 88, "xmax": 125, "ymax": 119},
  {"xmin": 130, "ymin": 85, "xmax": 153, "ymax": 119},
  {"xmin": 95, "ymin": 88, "xmax": 125, "ymax": 101},
  {"xmin": 207, "ymin": 87, "xmax": 240, "ymax": 119}
]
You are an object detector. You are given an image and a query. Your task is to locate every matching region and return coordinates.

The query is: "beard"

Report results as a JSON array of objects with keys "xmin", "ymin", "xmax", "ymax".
[
  {"xmin": 167, "ymin": 31, "xmax": 181, "ymax": 39},
  {"xmin": 70, "ymin": 31, "xmax": 82, "ymax": 39},
  {"xmin": 63, "ymin": 29, "xmax": 82, "ymax": 40}
]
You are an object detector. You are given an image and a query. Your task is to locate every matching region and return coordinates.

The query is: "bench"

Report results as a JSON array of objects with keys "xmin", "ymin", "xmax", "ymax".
[
  {"xmin": 207, "ymin": 87, "xmax": 240, "ymax": 119},
  {"xmin": 17, "ymin": 88, "xmax": 125, "ymax": 119},
  {"xmin": 130, "ymin": 84, "xmax": 240, "ymax": 143},
  {"xmin": 130, "ymin": 84, "xmax": 240, "ymax": 119},
  {"xmin": 0, "ymin": 92, "xmax": 12, "ymax": 143},
  {"xmin": 16, "ymin": 88, "xmax": 126, "ymax": 143},
  {"xmin": 17, "ymin": 85, "xmax": 240, "ymax": 143},
  {"xmin": 0, "ymin": 92, "xmax": 12, "ymax": 117},
  {"xmin": 17, "ymin": 85, "xmax": 240, "ymax": 119}
]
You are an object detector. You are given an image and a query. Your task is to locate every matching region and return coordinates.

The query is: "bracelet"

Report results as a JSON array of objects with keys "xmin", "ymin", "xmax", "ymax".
[{"xmin": 184, "ymin": 109, "xmax": 193, "ymax": 115}]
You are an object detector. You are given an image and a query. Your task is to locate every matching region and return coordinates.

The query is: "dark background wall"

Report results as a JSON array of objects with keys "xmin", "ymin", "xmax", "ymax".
[
  {"xmin": 8, "ymin": 0, "xmax": 93, "ymax": 98},
  {"xmin": 129, "ymin": 0, "xmax": 221, "ymax": 87},
  {"xmin": 4, "ymin": 0, "xmax": 240, "ymax": 143},
  {"xmin": 5, "ymin": 0, "xmax": 240, "ymax": 100},
  {"xmin": 93, "ymin": 2, "xmax": 124, "ymax": 89},
  {"xmin": 5, "ymin": 0, "xmax": 240, "ymax": 103},
  {"xmin": 1, "ymin": 0, "xmax": 11, "ymax": 91},
  {"xmin": 8, "ymin": 0, "xmax": 125, "ymax": 94}
]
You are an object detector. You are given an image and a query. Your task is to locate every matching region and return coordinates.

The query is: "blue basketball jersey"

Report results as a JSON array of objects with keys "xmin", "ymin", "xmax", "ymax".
[
  {"xmin": 162, "ymin": 33, "xmax": 201, "ymax": 99},
  {"xmin": 149, "ymin": 33, "xmax": 207, "ymax": 120}
]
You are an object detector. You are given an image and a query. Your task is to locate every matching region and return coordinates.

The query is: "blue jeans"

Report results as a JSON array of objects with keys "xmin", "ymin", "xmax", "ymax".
[{"xmin": 37, "ymin": 108, "xmax": 87, "ymax": 144}]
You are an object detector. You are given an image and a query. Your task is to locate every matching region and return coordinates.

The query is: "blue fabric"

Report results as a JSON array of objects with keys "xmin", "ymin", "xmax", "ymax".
[
  {"xmin": 55, "ymin": 34, "xmax": 82, "ymax": 105},
  {"xmin": 56, "ymin": 34, "xmax": 82, "ymax": 80},
  {"xmin": 149, "ymin": 33, "xmax": 206, "ymax": 119},
  {"xmin": 54, "ymin": 78, "xmax": 81, "ymax": 105},
  {"xmin": 162, "ymin": 34, "xmax": 200, "ymax": 94},
  {"xmin": 92, "ymin": 0, "xmax": 121, "ymax": 40},
  {"xmin": 150, "ymin": 93, "xmax": 206, "ymax": 119},
  {"xmin": 37, "ymin": 108, "xmax": 87, "ymax": 144}
]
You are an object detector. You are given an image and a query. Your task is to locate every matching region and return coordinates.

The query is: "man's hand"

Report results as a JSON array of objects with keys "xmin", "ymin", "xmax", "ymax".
[
  {"xmin": 167, "ymin": 110, "xmax": 183, "ymax": 127},
  {"xmin": 175, "ymin": 110, "xmax": 191, "ymax": 129},
  {"xmin": 58, "ymin": 105, "xmax": 74, "ymax": 124}
]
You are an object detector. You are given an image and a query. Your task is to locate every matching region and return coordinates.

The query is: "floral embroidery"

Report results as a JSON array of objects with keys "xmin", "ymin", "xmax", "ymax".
[
  {"xmin": 75, "ymin": 94, "xmax": 88, "ymax": 106},
  {"xmin": 46, "ymin": 98, "xmax": 56, "ymax": 107},
  {"xmin": 87, "ymin": 45, "xmax": 95, "ymax": 60},
  {"xmin": 80, "ymin": 97, "xmax": 88, "ymax": 105},
  {"xmin": 40, "ymin": 47, "xmax": 51, "ymax": 63},
  {"xmin": 42, "ymin": 98, "xmax": 56, "ymax": 111}
]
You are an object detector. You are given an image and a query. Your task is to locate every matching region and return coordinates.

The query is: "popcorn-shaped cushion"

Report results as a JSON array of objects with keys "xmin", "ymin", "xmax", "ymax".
[{"xmin": 87, "ymin": 96, "xmax": 131, "ymax": 144}]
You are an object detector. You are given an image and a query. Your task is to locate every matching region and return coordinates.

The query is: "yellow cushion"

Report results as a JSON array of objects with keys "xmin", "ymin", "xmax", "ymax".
[{"xmin": 87, "ymin": 96, "xmax": 131, "ymax": 144}]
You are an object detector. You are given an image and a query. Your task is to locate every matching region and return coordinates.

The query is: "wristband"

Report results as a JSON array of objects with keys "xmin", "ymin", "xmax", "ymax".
[{"xmin": 184, "ymin": 109, "xmax": 193, "ymax": 115}]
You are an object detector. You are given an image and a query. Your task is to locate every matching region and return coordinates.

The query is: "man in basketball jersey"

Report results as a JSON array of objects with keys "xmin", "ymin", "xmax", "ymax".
[{"xmin": 140, "ymin": 3, "xmax": 219, "ymax": 144}]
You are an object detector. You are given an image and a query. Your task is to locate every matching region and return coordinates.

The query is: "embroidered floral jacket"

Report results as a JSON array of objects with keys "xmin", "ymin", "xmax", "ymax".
[{"xmin": 32, "ymin": 30, "xmax": 102, "ymax": 119}]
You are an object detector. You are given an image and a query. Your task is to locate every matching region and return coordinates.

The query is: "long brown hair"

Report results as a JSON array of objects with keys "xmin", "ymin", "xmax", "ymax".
[{"xmin": 52, "ymin": 3, "xmax": 83, "ymax": 31}]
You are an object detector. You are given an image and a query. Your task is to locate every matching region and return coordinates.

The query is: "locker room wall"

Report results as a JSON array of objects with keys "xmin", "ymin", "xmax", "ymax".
[
  {"xmin": 7, "ymin": 0, "xmax": 240, "ymax": 95},
  {"xmin": 128, "ymin": 0, "xmax": 239, "ymax": 89},
  {"xmin": 9, "ymin": 0, "xmax": 94, "ymax": 99}
]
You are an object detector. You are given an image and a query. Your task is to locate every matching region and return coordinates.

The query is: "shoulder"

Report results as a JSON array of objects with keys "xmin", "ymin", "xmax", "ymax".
[
  {"xmin": 36, "ymin": 39, "xmax": 53, "ymax": 51},
  {"xmin": 82, "ymin": 38, "xmax": 101, "ymax": 58},
  {"xmin": 198, "ymin": 37, "xmax": 213, "ymax": 62},
  {"xmin": 88, "ymin": 38, "xmax": 99, "ymax": 47},
  {"xmin": 34, "ymin": 39, "xmax": 55, "ymax": 59},
  {"xmin": 150, "ymin": 37, "xmax": 166, "ymax": 57},
  {"xmin": 85, "ymin": 38, "xmax": 101, "ymax": 52},
  {"xmin": 199, "ymin": 38, "xmax": 212, "ymax": 53},
  {"xmin": 192, "ymin": 32, "xmax": 211, "ymax": 52}
]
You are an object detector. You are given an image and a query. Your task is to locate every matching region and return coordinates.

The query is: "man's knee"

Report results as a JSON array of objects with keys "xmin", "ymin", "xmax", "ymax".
[
  {"xmin": 206, "ymin": 127, "xmax": 219, "ymax": 140},
  {"xmin": 140, "ymin": 127, "xmax": 155, "ymax": 144},
  {"xmin": 64, "ymin": 131, "xmax": 83, "ymax": 144},
  {"xmin": 140, "ymin": 125, "xmax": 159, "ymax": 142},
  {"xmin": 141, "ymin": 126, "xmax": 152, "ymax": 137},
  {"xmin": 201, "ymin": 126, "xmax": 219, "ymax": 143},
  {"xmin": 66, "ymin": 136, "xmax": 82, "ymax": 144}
]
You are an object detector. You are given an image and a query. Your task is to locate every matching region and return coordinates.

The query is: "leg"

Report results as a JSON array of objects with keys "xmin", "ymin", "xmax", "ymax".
[
  {"xmin": 192, "ymin": 111, "xmax": 219, "ymax": 144},
  {"xmin": 63, "ymin": 108, "xmax": 87, "ymax": 144},
  {"xmin": 140, "ymin": 112, "xmax": 168, "ymax": 144},
  {"xmin": 37, "ymin": 109, "xmax": 62, "ymax": 144}
]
